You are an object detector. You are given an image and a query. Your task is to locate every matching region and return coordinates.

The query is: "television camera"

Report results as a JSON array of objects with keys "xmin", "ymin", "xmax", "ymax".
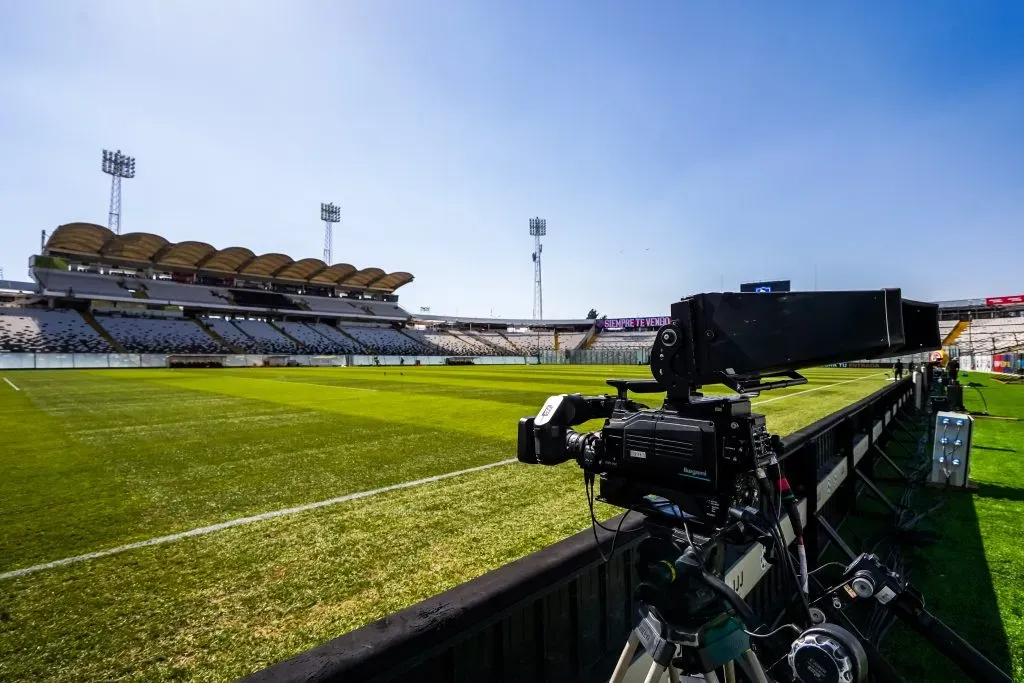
[{"xmin": 517, "ymin": 291, "xmax": 1009, "ymax": 682}]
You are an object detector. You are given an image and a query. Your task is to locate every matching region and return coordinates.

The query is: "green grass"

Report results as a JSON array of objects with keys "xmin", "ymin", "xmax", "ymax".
[
  {"xmin": 880, "ymin": 373, "xmax": 1024, "ymax": 682},
  {"xmin": 0, "ymin": 365, "xmax": 890, "ymax": 682}
]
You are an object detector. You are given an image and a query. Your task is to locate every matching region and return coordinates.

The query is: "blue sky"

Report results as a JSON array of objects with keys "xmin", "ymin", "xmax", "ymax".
[{"xmin": 1, "ymin": 2, "xmax": 1022, "ymax": 319}]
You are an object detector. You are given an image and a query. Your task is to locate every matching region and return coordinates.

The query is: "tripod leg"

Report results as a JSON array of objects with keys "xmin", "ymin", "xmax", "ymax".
[
  {"xmin": 702, "ymin": 670, "xmax": 721, "ymax": 683},
  {"xmin": 741, "ymin": 650, "xmax": 770, "ymax": 683},
  {"xmin": 609, "ymin": 632, "xmax": 641, "ymax": 683},
  {"xmin": 667, "ymin": 664, "xmax": 680, "ymax": 683},
  {"xmin": 642, "ymin": 660, "xmax": 669, "ymax": 683},
  {"xmin": 724, "ymin": 661, "xmax": 736, "ymax": 683}
]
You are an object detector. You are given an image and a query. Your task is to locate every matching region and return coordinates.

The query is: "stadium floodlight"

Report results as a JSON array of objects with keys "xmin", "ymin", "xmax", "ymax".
[
  {"xmin": 101, "ymin": 149, "xmax": 137, "ymax": 235},
  {"xmin": 529, "ymin": 218, "xmax": 546, "ymax": 320},
  {"xmin": 321, "ymin": 202, "xmax": 341, "ymax": 264}
]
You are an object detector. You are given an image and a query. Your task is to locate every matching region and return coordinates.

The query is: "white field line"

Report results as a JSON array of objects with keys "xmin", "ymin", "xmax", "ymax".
[
  {"xmin": 3, "ymin": 377, "xmax": 20, "ymax": 391},
  {"xmin": 751, "ymin": 372, "xmax": 886, "ymax": 406},
  {"xmin": 0, "ymin": 371, "xmax": 883, "ymax": 581},
  {"xmin": 0, "ymin": 458, "xmax": 517, "ymax": 582}
]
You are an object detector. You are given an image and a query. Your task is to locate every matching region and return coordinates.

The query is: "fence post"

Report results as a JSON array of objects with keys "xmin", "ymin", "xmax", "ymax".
[{"xmin": 799, "ymin": 439, "xmax": 820, "ymax": 563}]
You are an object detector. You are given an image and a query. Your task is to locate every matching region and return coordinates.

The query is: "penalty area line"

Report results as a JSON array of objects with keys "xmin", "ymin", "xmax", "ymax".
[
  {"xmin": 751, "ymin": 372, "xmax": 886, "ymax": 406},
  {"xmin": 0, "ymin": 458, "xmax": 518, "ymax": 582},
  {"xmin": 3, "ymin": 377, "xmax": 20, "ymax": 391}
]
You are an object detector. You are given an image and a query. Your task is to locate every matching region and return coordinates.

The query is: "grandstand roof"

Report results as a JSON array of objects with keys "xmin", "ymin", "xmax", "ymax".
[{"xmin": 43, "ymin": 222, "xmax": 413, "ymax": 292}]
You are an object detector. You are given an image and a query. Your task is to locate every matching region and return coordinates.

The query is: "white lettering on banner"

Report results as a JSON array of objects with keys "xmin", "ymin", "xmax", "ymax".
[{"xmin": 600, "ymin": 316, "xmax": 671, "ymax": 330}]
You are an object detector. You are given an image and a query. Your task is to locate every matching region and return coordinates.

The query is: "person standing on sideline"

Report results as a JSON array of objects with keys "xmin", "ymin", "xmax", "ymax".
[
  {"xmin": 894, "ymin": 359, "xmax": 904, "ymax": 380},
  {"xmin": 947, "ymin": 357, "xmax": 960, "ymax": 384}
]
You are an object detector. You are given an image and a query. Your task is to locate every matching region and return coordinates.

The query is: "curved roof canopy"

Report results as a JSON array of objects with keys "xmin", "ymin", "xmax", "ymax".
[
  {"xmin": 311, "ymin": 263, "xmax": 357, "ymax": 285},
  {"xmin": 42, "ymin": 222, "xmax": 413, "ymax": 291},
  {"xmin": 100, "ymin": 232, "xmax": 170, "ymax": 264},
  {"xmin": 46, "ymin": 223, "xmax": 115, "ymax": 256},
  {"xmin": 276, "ymin": 258, "xmax": 327, "ymax": 282},
  {"xmin": 239, "ymin": 253, "xmax": 293, "ymax": 278},
  {"xmin": 342, "ymin": 267, "xmax": 386, "ymax": 288},
  {"xmin": 199, "ymin": 246, "xmax": 255, "ymax": 273},
  {"xmin": 153, "ymin": 241, "xmax": 216, "ymax": 270}
]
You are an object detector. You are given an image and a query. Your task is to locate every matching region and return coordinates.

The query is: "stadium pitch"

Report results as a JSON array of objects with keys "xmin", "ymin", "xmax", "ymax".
[{"xmin": 1, "ymin": 365, "xmax": 889, "ymax": 682}]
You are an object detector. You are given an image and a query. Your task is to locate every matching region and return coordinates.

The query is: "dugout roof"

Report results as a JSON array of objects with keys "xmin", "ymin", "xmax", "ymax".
[{"xmin": 43, "ymin": 222, "xmax": 414, "ymax": 292}]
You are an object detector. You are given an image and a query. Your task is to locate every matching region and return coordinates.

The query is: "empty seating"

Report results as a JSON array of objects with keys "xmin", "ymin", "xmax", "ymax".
[
  {"xmin": 142, "ymin": 279, "xmax": 232, "ymax": 306},
  {"xmin": 420, "ymin": 331, "xmax": 491, "ymax": 356},
  {"xmin": 291, "ymin": 295, "xmax": 410, "ymax": 319},
  {"xmin": 472, "ymin": 331, "xmax": 522, "ymax": 354},
  {"xmin": 953, "ymin": 318, "xmax": 1024, "ymax": 354},
  {"xmin": 230, "ymin": 289, "xmax": 300, "ymax": 310},
  {"xmin": 558, "ymin": 332, "xmax": 587, "ymax": 350},
  {"xmin": 0, "ymin": 309, "xmax": 113, "ymax": 353},
  {"xmin": 591, "ymin": 330, "xmax": 657, "ymax": 349},
  {"xmin": 35, "ymin": 269, "xmax": 134, "ymax": 299},
  {"xmin": 340, "ymin": 326, "xmax": 432, "ymax": 355},
  {"xmin": 275, "ymin": 321, "xmax": 352, "ymax": 354},
  {"xmin": 306, "ymin": 322, "xmax": 366, "ymax": 353},
  {"xmin": 97, "ymin": 316, "xmax": 226, "ymax": 354},
  {"xmin": 204, "ymin": 319, "xmax": 261, "ymax": 352},
  {"xmin": 503, "ymin": 331, "xmax": 556, "ymax": 355},
  {"xmin": 230, "ymin": 319, "xmax": 300, "ymax": 354}
]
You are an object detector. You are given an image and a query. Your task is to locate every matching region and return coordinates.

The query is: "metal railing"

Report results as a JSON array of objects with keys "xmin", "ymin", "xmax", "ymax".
[{"xmin": 245, "ymin": 379, "xmax": 914, "ymax": 683}]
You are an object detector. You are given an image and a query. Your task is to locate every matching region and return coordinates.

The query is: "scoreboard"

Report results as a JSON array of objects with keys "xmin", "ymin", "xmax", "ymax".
[{"xmin": 740, "ymin": 279, "xmax": 791, "ymax": 293}]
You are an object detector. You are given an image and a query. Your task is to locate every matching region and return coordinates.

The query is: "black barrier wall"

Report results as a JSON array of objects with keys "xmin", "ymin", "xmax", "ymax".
[{"xmin": 245, "ymin": 380, "xmax": 914, "ymax": 683}]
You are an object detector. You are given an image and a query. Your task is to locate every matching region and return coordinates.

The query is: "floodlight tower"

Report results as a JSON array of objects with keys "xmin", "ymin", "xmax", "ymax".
[
  {"xmin": 101, "ymin": 149, "xmax": 136, "ymax": 235},
  {"xmin": 321, "ymin": 202, "xmax": 341, "ymax": 263},
  {"xmin": 529, "ymin": 217, "xmax": 546, "ymax": 320}
]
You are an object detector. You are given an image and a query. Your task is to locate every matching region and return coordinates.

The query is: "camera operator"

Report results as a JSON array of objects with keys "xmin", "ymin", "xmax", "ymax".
[{"xmin": 894, "ymin": 358, "xmax": 904, "ymax": 380}]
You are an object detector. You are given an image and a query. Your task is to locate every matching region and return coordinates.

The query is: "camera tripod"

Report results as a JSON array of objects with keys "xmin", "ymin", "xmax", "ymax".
[
  {"xmin": 604, "ymin": 515, "xmax": 1012, "ymax": 683},
  {"xmin": 609, "ymin": 607, "xmax": 768, "ymax": 683}
]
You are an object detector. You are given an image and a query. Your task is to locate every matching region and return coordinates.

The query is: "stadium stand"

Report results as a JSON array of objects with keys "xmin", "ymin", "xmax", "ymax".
[
  {"xmin": 290, "ymin": 295, "xmax": 409, "ymax": 319},
  {"xmin": 503, "ymin": 331, "xmax": 556, "ymax": 354},
  {"xmin": 591, "ymin": 330, "xmax": 658, "ymax": 348},
  {"xmin": 230, "ymin": 289, "xmax": 300, "ymax": 310},
  {"xmin": 230, "ymin": 319, "xmax": 301, "ymax": 354},
  {"xmin": 420, "ymin": 330, "xmax": 491, "ymax": 356},
  {"xmin": 0, "ymin": 308, "xmax": 113, "ymax": 353},
  {"xmin": 471, "ymin": 331, "xmax": 522, "ymax": 355},
  {"xmin": 36, "ymin": 269, "xmax": 136, "ymax": 299},
  {"xmin": 954, "ymin": 318, "xmax": 1024, "ymax": 354},
  {"xmin": 204, "ymin": 318, "xmax": 263, "ymax": 353},
  {"xmin": 306, "ymin": 322, "xmax": 366, "ymax": 353},
  {"xmin": 340, "ymin": 325, "xmax": 432, "ymax": 355},
  {"xmin": 446, "ymin": 330, "xmax": 498, "ymax": 355},
  {"xmin": 141, "ymin": 279, "xmax": 232, "ymax": 306},
  {"xmin": 97, "ymin": 315, "xmax": 226, "ymax": 354},
  {"xmin": 558, "ymin": 331, "xmax": 587, "ymax": 350},
  {"xmin": 275, "ymin": 321, "xmax": 345, "ymax": 354}
]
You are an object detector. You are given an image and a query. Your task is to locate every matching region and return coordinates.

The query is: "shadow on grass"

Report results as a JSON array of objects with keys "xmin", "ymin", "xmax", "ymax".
[
  {"xmin": 973, "ymin": 444, "xmax": 1017, "ymax": 453},
  {"xmin": 885, "ymin": 488, "xmax": 1013, "ymax": 682},
  {"xmin": 975, "ymin": 481, "xmax": 1024, "ymax": 504},
  {"xmin": 851, "ymin": 428, "xmax": 1015, "ymax": 681}
]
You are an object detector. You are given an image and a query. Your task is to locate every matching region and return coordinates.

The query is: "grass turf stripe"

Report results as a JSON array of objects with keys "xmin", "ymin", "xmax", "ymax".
[
  {"xmin": 751, "ymin": 372, "xmax": 886, "ymax": 405},
  {"xmin": 0, "ymin": 458, "xmax": 516, "ymax": 582}
]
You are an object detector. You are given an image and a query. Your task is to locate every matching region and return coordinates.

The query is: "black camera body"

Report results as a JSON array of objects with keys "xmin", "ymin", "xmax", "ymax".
[{"xmin": 517, "ymin": 290, "xmax": 940, "ymax": 526}]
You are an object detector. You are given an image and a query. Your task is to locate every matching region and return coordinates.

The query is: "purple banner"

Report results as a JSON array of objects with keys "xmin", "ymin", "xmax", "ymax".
[{"xmin": 598, "ymin": 316, "xmax": 670, "ymax": 330}]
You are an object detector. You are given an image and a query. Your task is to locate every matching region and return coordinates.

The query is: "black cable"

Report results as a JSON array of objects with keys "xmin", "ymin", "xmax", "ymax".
[{"xmin": 584, "ymin": 473, "xmax": 635, "ymax": 563}]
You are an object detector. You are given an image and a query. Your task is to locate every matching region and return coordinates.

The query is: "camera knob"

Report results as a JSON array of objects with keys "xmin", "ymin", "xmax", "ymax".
[
  {"xmin": 660, "ymin": 328, "xmax": 678, "ymax": 347},
  {"xmin": 851, "ymin": 574, "xmax": 874, "ymax": 599}
]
